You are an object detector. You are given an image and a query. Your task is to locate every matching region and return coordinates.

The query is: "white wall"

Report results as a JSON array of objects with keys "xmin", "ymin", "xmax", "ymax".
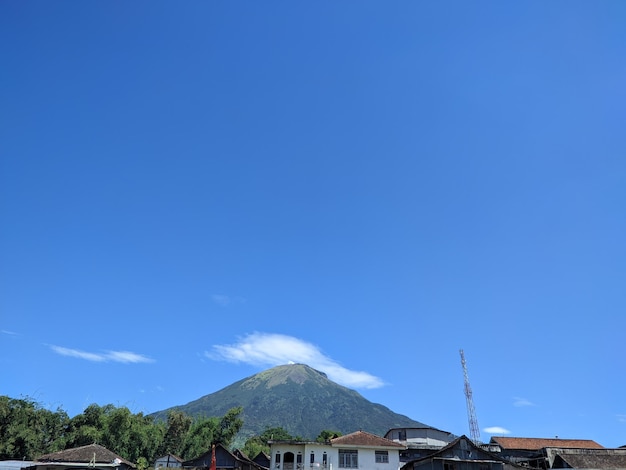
[{"xmin": 270, "ymin": 443, "xmax": 401, "ymax": 470}]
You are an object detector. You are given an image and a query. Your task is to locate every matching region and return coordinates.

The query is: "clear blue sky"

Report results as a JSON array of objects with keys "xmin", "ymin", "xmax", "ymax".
[{"xmin": 1, "ymin": 1, "xmax": 625, "ymax": 449}]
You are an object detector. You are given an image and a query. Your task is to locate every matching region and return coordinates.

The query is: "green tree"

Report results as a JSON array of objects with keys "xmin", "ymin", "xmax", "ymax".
[
  {"xmin": 67, "ymin": 404, "xmax": 164, "ymax": 464},
  {"xmin": 316, "ymin": 430, "xmax": 341, "ymax": 442},
  {"xmin": 241, "ymin": 436, "xmax": 267, "ymax": 460},
  {"xmin": 242, "ymin": 426, "xmax": 294, "ymax": 458},
  {"xmin": 259, "ymin": 426, "xmax": 294, "ymax": 442},
  {"xmin": 136, "ymin": 457, "xmax": 149, "ymax": 470},
  {"xmin": 0, "ymin": 396, "xmax": 69, "ymax": 460},
  {"xmin": 0, "ymin": 397, "xmax": 243, "ymax": 465},
  {"xmin": 214, "ymin": 407, "xmax": 243, "ymax": 446},
  {"xmin": 159, "ymin": 410, "xmax": 192, "ymax": 457},
  {"xmin": 180, "ymin": 416, "xmax": 218, "ymax": 460},
  {"xmin": 66, "ymin": 403, "xmax": 109, "ymax": 447}
]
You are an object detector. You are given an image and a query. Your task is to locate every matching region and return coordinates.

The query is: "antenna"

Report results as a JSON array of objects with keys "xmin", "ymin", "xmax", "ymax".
[{"xmin": 460, "ymin": 349, "xmax": 481, "ymax": 444}]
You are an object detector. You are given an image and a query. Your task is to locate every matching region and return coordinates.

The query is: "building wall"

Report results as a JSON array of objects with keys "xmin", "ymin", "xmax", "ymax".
[
  {"xmin": 385, "ymin": 429, "xmax": 454, "ymax": 449},
  {"xmin": 411, "ymin": 460, "xmax": 506, "ymax": 470},
  {"xmin": 270, "ymin": 443, "xmax": 401, "ymax": 470},
  {"xmin": 155, "ymin": 456, "xmax": 182, "ymax": 469}
]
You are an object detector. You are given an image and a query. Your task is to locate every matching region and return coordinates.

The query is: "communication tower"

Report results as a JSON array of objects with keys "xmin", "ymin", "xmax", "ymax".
[{"xmin": 460, "ymin": 349, "xmax": 481, "ymax": 444}]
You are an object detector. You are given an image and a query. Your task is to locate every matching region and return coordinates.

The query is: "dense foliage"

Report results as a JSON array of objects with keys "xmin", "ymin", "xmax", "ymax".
[
  {"xmin": 0, "ymin": 396, "xmax": 243, "ymax": 464},
  {"xmin": 241, "ymin": 427, "xmax": 342, "ymax": 459}
]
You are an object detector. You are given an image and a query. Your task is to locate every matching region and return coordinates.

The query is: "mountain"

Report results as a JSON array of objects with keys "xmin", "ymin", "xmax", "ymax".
[{"xmin": 151, "ymin": 363, "xmax": 430, "ymax": 441}]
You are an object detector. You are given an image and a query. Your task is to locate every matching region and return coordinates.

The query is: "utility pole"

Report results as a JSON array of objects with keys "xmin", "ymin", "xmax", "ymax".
[{"xmin": 460, "ymin": 349, "xmax": 481, "ymax": 444}]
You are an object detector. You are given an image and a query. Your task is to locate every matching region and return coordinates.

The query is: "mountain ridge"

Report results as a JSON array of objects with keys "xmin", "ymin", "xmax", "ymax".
[{"xmin": 150, "ymin": 363, "xmax": 431, "ymax": 441}]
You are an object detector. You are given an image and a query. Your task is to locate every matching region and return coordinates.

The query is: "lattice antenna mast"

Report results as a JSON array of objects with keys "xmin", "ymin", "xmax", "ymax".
[{"xmin": 460, "ymin": 349, "xmax": 481, "ymax": 444}]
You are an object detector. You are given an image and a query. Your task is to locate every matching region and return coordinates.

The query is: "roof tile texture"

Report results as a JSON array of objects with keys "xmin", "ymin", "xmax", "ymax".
[
  {"xmin": 491, "ymin": 437, "xmax": 604, "ymax": 450},
  {"xmin": 331, "ymin": 431, "xmax": 404, "ymax": 448}
]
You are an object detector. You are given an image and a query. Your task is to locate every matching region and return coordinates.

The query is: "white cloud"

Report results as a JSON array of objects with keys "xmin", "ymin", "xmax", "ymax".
[
  {"xmin": 484, "ymin": 426, "xmax": 511, "ymax": 435},
  {"xmin": 105, "ymin": 350, "xmax": 154, "ymax": 364},
  {"xmin": 513, "ymin": 396, "xmax": 535, "ymax": 407},
  {"xmin": 50, "ymin": 345, "xmax": 154, "ymax": 364},
  {"xmin": 2, "ymin": 329, "xmax": 18, "ymax": 335},
  {"xmin": 210, "ymin": 332, "xmax": 385, "ymax": 389}
]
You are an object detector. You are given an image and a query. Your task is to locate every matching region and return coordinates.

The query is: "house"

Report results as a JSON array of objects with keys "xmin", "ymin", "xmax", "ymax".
[
  {"xmin": 232, "ymin": 450, "xmax": 268, "ymax": 470},
  {"xmin": 269, "ymin": 430, "xmax": 406, "ymax": 470},
  {"xmin": 155, "ymin": 455, "xmax": 184, "ymax": 470},
  {"xmin": 401, "ymin": 435, "xmax": 531, "ymax": 470},
  {"xmin": 549, "ymin": 448, "xmax": 626, "ymax": 469},
  {"xmin": 25, "ymin": 444, "xmax": 135, "ymax": 470},
  {"xmin": 183, "ymin": 444, "xmax": 265, "ymax": 470},
  {"xmin": 384, "ymin": 427, "xmax": 457, "ymax": 462},
  {"xmin": 251, "ymin": 453, "xmax": 270, "ymax": 469},
  {"xmin": 0, "ymin": 461, "xmax": 34, "ymax": 470},
  {"xmin": 488, "ymin": 437, "xmax": 605, "ymax": 469}
]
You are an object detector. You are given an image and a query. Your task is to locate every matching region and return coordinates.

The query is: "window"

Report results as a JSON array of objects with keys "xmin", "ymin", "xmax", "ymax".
[
  {"xmin": 338, "ymin": 450, "xmax": 358, "ymax": 468},
  {"xmin": 444, "ymin": 464, "xmax": 456, "ymax": 470},
  {"xmin": 322, "ymin": 453, "xmax": 328, "ymax": 468},
  {"xmin": 375, "ymin": 452, "xmax": 388, "ymax": 464},
  {"xmin": 310, "ymin": 453, "xmax": 315, "ymax": 465},
  {"xmin": 275, "ymin": 453, "xmax": 281, "ymax": 465}
]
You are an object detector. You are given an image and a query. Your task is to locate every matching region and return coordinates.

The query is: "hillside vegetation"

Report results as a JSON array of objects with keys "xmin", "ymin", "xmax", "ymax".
[{"xmin": 151, "ymin": 363, "xmax": 428, "ymax": 441}]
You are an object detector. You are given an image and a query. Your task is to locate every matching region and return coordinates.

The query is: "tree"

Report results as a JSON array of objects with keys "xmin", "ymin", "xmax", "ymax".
[
  {"xmin": 66, "ymin": 403, "xmax": 109, "ymax": 447},
  {"xmin": 242, "ymin": 426, "xmax": 294, "ymax": 458},
  {"xmin": 316, "ymin": 430, "xmax": 341, "ymax": 442},
  {"xmin": 0, "ymin": 396, "xmax": 69, "ymax": 460},
  {"xmin": 0, "ymin": 396, "xmax": 243, "ymax": 464},
  {"xmin": 136, "ymin": 457, "xmax": 149, "ymax": 470},
  {"xmin": 159, "ymin": 410, "xmax": 192, "ymax": 457},
  {"xmin": 180, "ymin": 416, "xmax": 219, "ymax": 460},
  {"xmin": 214, "ymin": 407, "xmax": 243, "ymax": 446},
  {"xmin": 67, "ymin": 404, "xmax": 164, "ymax": 464}
]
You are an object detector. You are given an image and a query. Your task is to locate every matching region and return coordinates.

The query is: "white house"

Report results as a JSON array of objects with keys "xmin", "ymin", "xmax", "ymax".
[
  {"xmin": 270, "ymin": 431, "xmax": 406, "ymax": 470},
  {"xmin": 383, "ymin": 427, "xmax": 456, "ymax": 462},
  {"xmin": 384, "ymin": 428, "xmax": 455, "ymax": 450}
]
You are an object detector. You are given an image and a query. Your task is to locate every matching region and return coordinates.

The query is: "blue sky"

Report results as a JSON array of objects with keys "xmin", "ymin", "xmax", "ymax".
[{"xmin": 1, "ymin": 1, "xmax": 625, "ymax": 449}]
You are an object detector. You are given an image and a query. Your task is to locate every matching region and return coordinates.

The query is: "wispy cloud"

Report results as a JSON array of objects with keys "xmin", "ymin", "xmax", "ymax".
[
  {"xmin": 484, "ymin": 426, "xmax": 511, "ymax": 435},
  {"xmin": 2, "ymin": 329, "xmax": 18, "ymax": 335},
  {"xmin": 211, "ymin": 295, "xmax": 231, "ymax": 306},
  {"xmin": 50, "ymin": 345, "xmax": 154, "ymax": 364},
  {"xmin": 513, "ymin": 396, "xmax": 536, "ymax": 407},
  {"xmin": 210, "ymin": 332, "xmax": 385, "ymax": 389},
  {"xmin": 617, "ymin": 414, "xmax": 626, "ymax": 423}
]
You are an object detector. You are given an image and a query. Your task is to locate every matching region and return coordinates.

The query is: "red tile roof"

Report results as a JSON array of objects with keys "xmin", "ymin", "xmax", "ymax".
[
  {"xmin": 491, "ymin": 437, "xmax": 604, "ymax": 450},
  {"xmin": 331, "ymin": 431, "xmax": 405, "ymax": 448}
]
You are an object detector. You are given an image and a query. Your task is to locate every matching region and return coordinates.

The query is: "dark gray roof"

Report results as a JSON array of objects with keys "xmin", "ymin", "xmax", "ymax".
[
  {"xmin": 556, "ymin": 452, "xmax": 626, "ymax": 469},
  {"xmin": 36, "ymin": 444, "xmax": 134, "ymax": 467}
]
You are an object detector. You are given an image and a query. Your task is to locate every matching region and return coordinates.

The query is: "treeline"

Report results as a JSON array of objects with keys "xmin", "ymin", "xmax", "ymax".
[
  {"xmin": 0, "ymin": 397, "xmax": 341, "ymax": 467},
  {"xmin": 0, "ymin": 396, "xmax": 243, "ymax": 466}
]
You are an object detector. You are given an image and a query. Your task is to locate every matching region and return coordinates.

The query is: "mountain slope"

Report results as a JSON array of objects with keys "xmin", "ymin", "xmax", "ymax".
[{"xmin": 151, "ymin": 364, "xmax": 430, "ymax": 441}]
